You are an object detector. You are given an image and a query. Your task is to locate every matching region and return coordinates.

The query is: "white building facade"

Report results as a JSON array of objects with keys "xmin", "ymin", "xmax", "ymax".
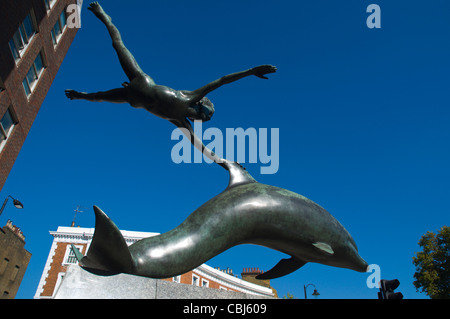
[{"xmin": 34, "ymin": 226, "xmax": 275, "ymax": 298}]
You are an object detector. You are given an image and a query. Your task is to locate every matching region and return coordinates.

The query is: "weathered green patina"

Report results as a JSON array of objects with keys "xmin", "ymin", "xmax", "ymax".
[{"xmin": 75, "ymin": 162, "xmax": 368, "ymax": 279}]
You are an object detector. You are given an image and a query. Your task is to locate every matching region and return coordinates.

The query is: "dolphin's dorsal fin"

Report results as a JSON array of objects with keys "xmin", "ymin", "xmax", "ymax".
[
  {"xmin": 256, "ymin": 257, "xmax": 307, "ymax": 280},
  {"xmin": 79, "ymin": 206, "xmax": 135, "ymax": 274},
  {"xmin": 223, "ymin": 161, "xmax": 257, "ymax": 189}
]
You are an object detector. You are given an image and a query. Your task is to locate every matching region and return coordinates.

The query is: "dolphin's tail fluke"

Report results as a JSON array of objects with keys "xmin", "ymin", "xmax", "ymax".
[{"xmin": 74, "ymin": 206, "xmax": 135, "ymax": 275}]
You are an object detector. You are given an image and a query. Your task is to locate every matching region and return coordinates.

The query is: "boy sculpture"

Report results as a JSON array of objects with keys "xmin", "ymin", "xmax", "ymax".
[{"xmin": 66, "ymin": 2, "xmax": 277, "ymax": 169}]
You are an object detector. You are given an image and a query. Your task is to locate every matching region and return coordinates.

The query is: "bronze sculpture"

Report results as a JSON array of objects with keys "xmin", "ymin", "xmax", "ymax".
[
  {"xmin": 69, "ymin": 2, "xmax": 368, "ymax": 281},
  {"xmin": 74, "ymin": 161, "xmax": 368, "ymax": 279},
  {"xmin": 65, "ymin": 2, "xmax": 276, "ymax": 169}
]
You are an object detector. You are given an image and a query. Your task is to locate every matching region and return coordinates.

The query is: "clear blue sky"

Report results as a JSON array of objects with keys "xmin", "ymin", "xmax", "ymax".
[{"xmin": 2, "ymin": 0, "xmax": 449, "ymax": 299}]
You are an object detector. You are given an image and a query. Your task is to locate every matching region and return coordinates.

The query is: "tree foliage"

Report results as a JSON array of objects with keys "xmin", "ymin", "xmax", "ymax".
[
  {"xmin": 283, "ymin": 292, "xmax": 295, "ymax": 299},
  {"xmin": 412, "ymin": 226, "xmax": 450, "ymax": 299}
]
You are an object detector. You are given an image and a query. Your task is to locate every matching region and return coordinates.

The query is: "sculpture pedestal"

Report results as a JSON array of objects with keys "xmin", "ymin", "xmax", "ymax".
[{"xmin": 54, "ymin": 265, "xmax": 274, "ymax": 299}]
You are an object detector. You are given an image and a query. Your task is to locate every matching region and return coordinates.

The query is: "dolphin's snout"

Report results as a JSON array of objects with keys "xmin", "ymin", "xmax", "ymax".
[
  {"xmin": 355, "ymin": 258, "xmax": 369, "ymax": 273},
  {"xmin": 351, "ymin": 251, "xmax": 369, "ymax": 273},
  {"xmin": 346, "ymin": 242, "xmax": 369, "ymax": 273}
]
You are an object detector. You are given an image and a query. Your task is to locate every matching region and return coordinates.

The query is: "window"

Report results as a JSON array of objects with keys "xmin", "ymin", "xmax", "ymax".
[
  {"xmin": 65, "ymin": 246, "xmax": 78, "ymax": 264},
  {"xmin": 192, "ymin": 274, "xmax": 200, "ymax": 286},
  {"xmin": 63, "ymin": 245, "xmax": 83, "ymax": 265},
  {"xmin": 22, "ymin": 51, "xmax": 46, "ymax": 97},
  {"xmin": 0, "ymin": 258, "xmax": 9, "ymax": 274},
  {"xmin": 173, "ymin": 275, "xmax": 181, "ymax": 283},
  {"xmin": 51, "ymin": 9, "xmax": 68, "ymax": 46},
  {"xmin": 8, "ymin": 12, "xmax": 37, "ymax": 62},
  {"xmin": 11, "ymin": 265, "xmax": 20, "ymax": 281},
  {"xmin": 44, "ymin": 0, "xmax": 57, "ymax": 11},
  {"xmin": 201, "ymin": 279, "xmax": 209, "ymax": 288},
  {"xmin": 0, "ymin": 109, "xmax": 17, "ymax": 144}
]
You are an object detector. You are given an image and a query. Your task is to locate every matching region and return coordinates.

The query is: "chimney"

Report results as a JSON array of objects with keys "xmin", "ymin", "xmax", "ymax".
[
  {"xmin": 240, "ymin": 266, "xmax": 275, "ymax": 289},
  {"xmin": 241, "ymin": 267, "xmax": 278, "ymax": 298},
  {"xmin": 5, "ymin": 219, "xmax": 26, "ymax": 242},
  {"xmin": 241, "ymin": 267, "xmax": 264, "ymax": 276}
]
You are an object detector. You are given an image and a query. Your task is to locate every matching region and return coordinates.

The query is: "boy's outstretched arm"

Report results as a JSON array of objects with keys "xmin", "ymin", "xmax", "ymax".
[
  {"xmin": 189, "ymin": 65, "xmax": 277, "ymax": 103},
  {"xmin": 170, "ymin": 118, "xmax": 229, "ymax": 169}
]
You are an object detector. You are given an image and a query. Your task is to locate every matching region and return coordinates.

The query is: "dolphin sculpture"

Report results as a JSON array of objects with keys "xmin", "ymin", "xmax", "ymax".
[{"xmin": 74, "ymin": 162, "xmax": 368, "ymax": 279}]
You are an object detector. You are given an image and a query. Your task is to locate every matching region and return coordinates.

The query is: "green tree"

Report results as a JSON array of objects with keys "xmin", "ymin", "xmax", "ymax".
[
  {"xmin": 283, "ymin": 292, "xmax": 295, "ymax": 299},
  {"xmin": 412, "ymin": 226, "xmax": 450, "ymax": 299}
]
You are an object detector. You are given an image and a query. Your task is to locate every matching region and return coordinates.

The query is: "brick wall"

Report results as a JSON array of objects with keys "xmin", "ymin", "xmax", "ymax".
[
  {"xmin": 0, "ymin": 0, "xmax": 78, "ymax": 190},
  {"xmin": 40, "ymin": 242, "xmax": 87, "ymax": 297}
]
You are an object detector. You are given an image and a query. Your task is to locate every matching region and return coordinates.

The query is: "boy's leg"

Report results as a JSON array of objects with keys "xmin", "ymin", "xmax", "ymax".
[
  {"xmin": 65, "ymin": 88, "xmax": 128, "ymax": 103},
  {"xmin": 88, "ymin": 2, "xmax": 150, "ymax": 82}
]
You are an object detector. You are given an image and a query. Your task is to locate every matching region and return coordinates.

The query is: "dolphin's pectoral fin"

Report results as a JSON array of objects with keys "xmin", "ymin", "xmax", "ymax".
[
  {"xmin": 313, "ymin": 242, "xmax": 334, "ymax": 255},
  {"xmin": 79, "ymin": 206, "xmax": 135, "ymax": 274},
  {"xmin": 256, "ymin": 257, "xmax": 307, "ymax": 280}
]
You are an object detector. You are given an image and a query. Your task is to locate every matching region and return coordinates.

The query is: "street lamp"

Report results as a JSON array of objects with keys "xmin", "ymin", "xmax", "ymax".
[
  {"xmin": 0, "ymin": 195, "xmax": 24, "ymax": 218},
  {"xmin": 304, "ymin": 283, "xmax": 320, "ymax": 299}
]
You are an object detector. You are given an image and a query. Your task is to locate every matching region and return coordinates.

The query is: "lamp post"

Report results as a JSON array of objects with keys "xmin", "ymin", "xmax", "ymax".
[
  {"xmin": 304, "ymin": 283, "xmax": 320, "ymax": 299},
  {"xmin": 0, "ymin": 195, "xmax": 24, "ymax": 218}
]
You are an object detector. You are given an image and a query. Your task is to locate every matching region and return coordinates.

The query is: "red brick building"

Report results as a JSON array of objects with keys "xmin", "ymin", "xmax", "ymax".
[
  {"xmin": 34, "ymin": 226, "xmax": 277, "ymax": 298},
  {"xmin": 0, "ymin": 0, "xmax": 80, "ymax": 190}
]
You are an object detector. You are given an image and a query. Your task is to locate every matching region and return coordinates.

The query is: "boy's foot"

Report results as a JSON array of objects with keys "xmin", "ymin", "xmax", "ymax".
[{"xmin": 88, "ymin": 2, "xmax": 112, "ymax": 22}]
